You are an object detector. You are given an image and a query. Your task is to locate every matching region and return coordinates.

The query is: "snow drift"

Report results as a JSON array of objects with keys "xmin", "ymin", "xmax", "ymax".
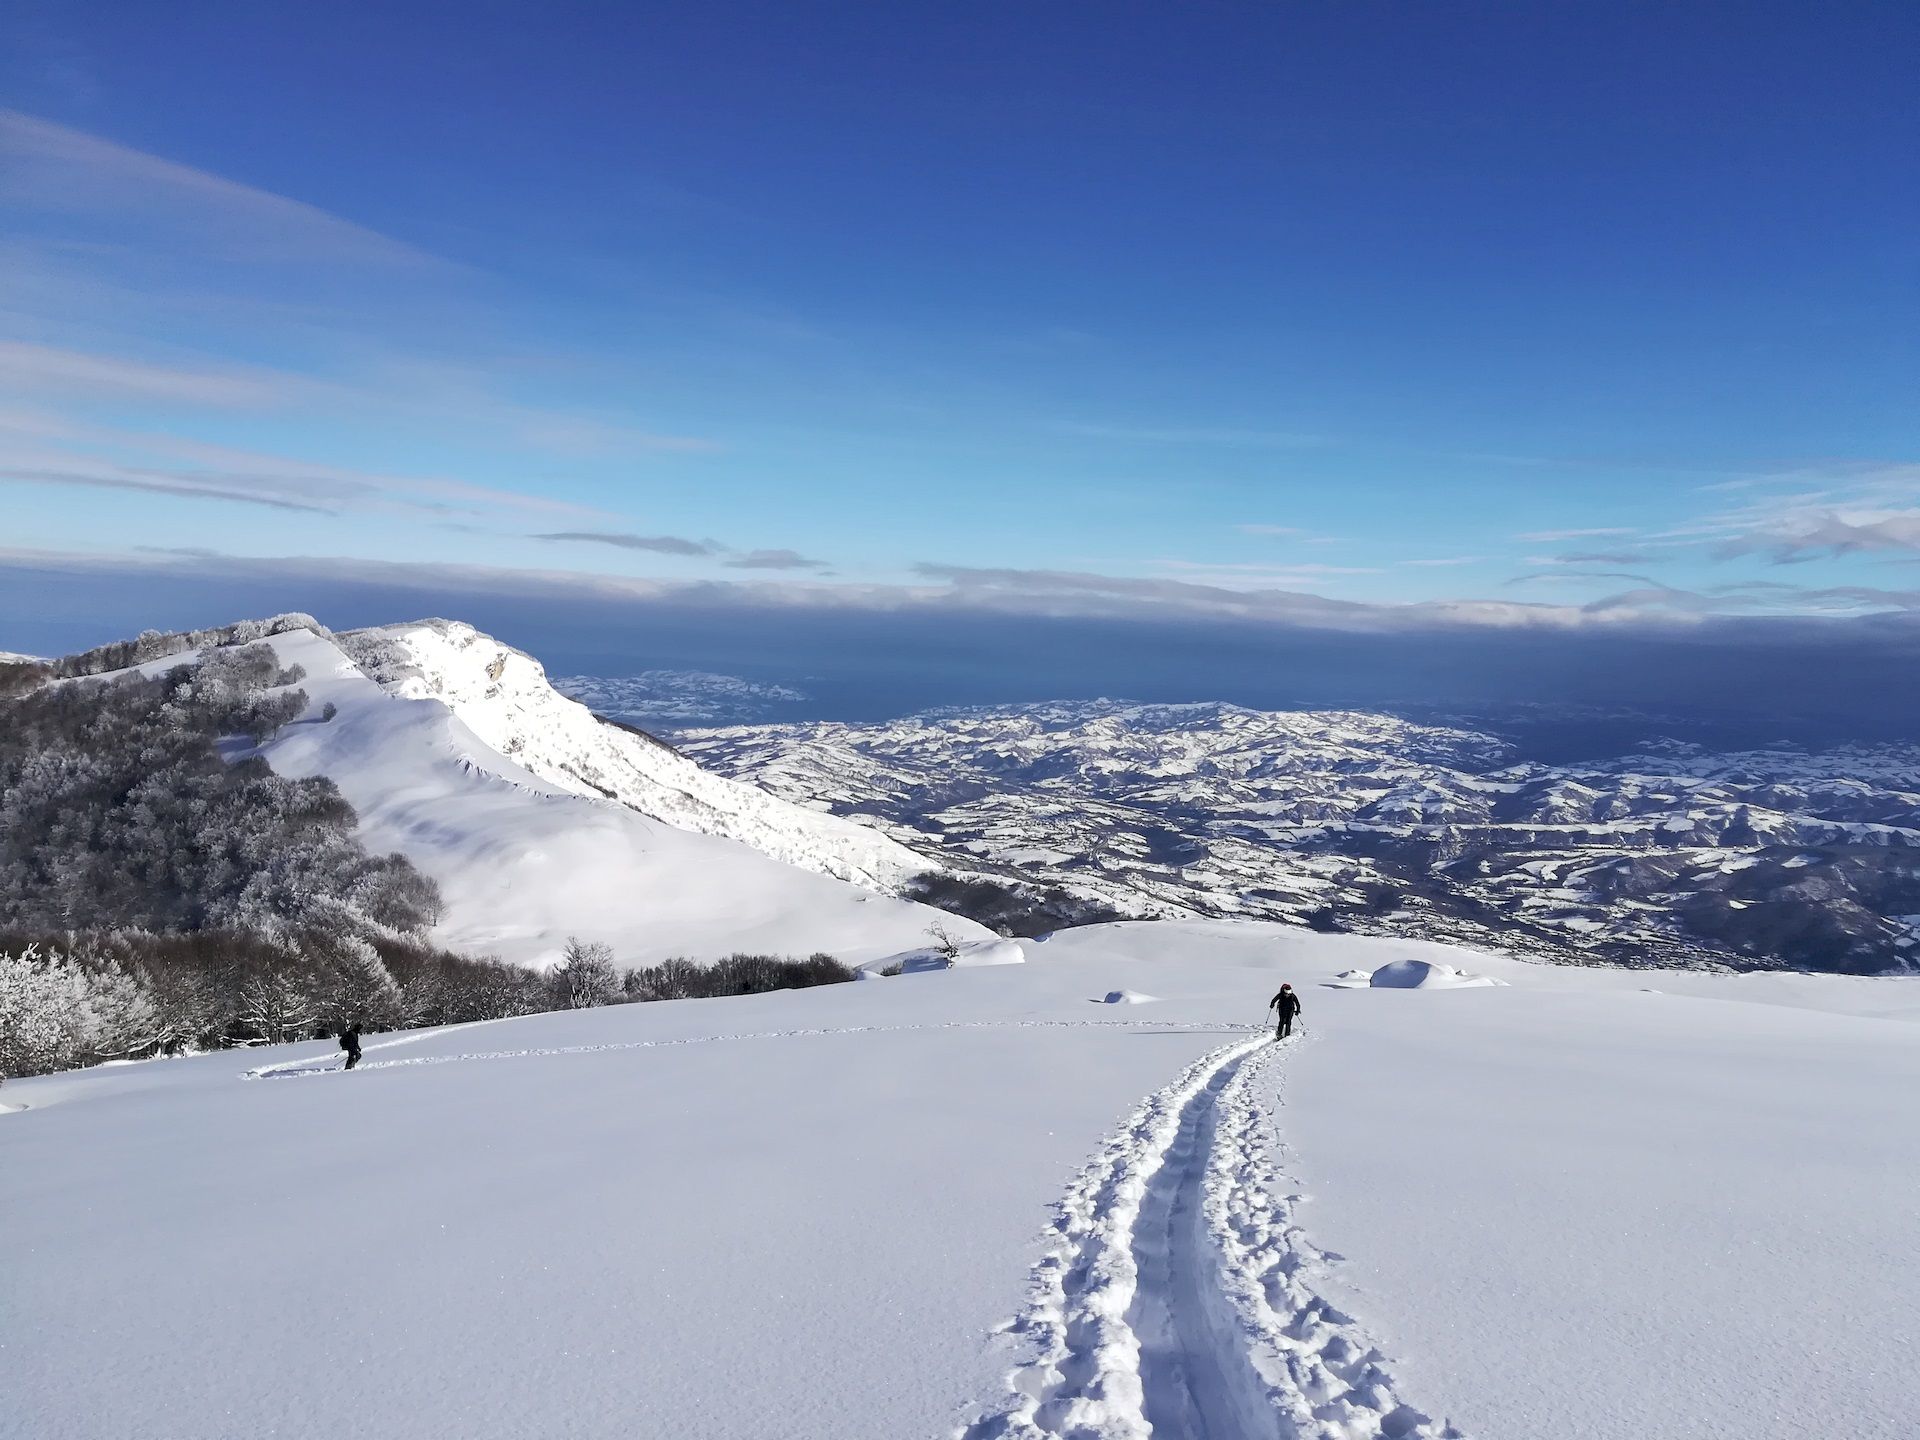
[
  {"xmin": 1367, "ymin": 958, "xmax": 1505, "ymax": 989},
  {"xmin": 863, "ymin": 937, "xmax": 1027, "ymax": 975}
]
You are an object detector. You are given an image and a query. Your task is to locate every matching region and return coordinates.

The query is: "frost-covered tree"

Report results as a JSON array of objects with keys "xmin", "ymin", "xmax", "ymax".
[
  {"xmin": 318, "ymin": 935, "xmax": 405, "ymax": 1031},
  {"xmin": 0, "ymin": 946, "xmax": 80, "ymax": 1076},
  {"xmin": 234, "ymin": 968, "xmax": 317, "ymax": 1046},
  {"xmin": 0, "ymin": 643, "xmax": 439, "ymax": 938},
  {"xmin": 0, "ymin": 943, "xmax": 164, "ymax": 1076},
  {"xmin": 553, "ymin": 937, "xmax": 621, "ymax": 1008},
  {"xmin": 75, "ymin": 957, "xmax": 165, "ymax": 1061}
]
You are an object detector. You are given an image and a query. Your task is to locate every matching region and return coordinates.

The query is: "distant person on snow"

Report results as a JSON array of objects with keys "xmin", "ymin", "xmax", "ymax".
[
  {"xmin": 339, "ymin": 1022, "xmax": 363, "ymax": 1071},
  {"xmin": 1269, "ymin": 985, "xmax": 1301, "ymax": 1040}
]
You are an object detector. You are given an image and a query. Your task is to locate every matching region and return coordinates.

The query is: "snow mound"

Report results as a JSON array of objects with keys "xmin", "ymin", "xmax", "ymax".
[
  {"xmin": 864, "ymin": 938, "xmax": 1027, "ymax": 976},
  {"xmin": 1368, "ymin": 958, "xmax": 1505, "ymax": 989},
  {"xmin": 1328, "ymin": 967, "xmax": 1374, "ymax": 988},
  {"xmin": 1096, "ymin": 989, "xmax": 1159, "ymax": 1004}
]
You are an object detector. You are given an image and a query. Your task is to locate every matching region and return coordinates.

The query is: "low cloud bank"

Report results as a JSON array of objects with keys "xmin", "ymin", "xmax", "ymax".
[{"xmin": 3, "ymin": 548, "xmax": 1916, "ymax": 738}]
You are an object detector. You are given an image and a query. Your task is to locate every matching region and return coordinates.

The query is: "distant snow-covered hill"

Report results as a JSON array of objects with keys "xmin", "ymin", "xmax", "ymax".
[{"xmin": 676, "ymin": 700, "xmax": 1920, "ymax": 972}]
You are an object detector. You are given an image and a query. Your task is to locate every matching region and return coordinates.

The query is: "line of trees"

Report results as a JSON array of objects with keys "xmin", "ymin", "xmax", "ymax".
[
  {"xmin": 0, "ymin": 931, "xmax": 856, "ymax": 1079},
  {"xmin": 902, "ymin": 872, "xmax": 1123, "ymax": 936},
  {"xmin": 540, "ymin": 938, "xmax": 855, "ymax": 1009}
]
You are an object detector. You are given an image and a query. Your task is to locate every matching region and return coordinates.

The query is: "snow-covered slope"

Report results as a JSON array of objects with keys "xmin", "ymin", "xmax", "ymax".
[
  {"xmin": 5, "ymin": 922, "xmax": 1916, "ymax": 1440},
  {"xmin": 344, "ymin": 620, "xmax": 935, "ymax": 893},
  {"xmin": 248, "ymin": 627, "xmax": 981, "ymax": 966}
]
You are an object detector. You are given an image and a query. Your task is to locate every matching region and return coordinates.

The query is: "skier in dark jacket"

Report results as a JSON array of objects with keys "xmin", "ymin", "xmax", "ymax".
[
  {"xmin": 339, "ymin": 1022, "xmax": 363, "ymax": 1071},
  {"xmin": 1269, "ymin": 985, "xmax": 1301, "ymax": 1040}
]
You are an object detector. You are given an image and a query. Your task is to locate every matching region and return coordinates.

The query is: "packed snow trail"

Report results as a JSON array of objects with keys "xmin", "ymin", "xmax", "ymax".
[
  {"xmin": 241, "ymin": 1017, "xmax": 1261, "ymax": 1079},
  {"xmin": 243, "ymin": 1016, "xmax": 515, "ymax": 1076},
  {"xmin": 965, "ymin": 1037, "xmax": 1461, "ymax": 1440}
]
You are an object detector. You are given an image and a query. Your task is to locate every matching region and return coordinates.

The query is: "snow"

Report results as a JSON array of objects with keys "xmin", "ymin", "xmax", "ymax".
[
  {"xmin": 675, "ymin": 698, "xmax": 1920, "ymax": 970},
  {"xmin": 5, "ymin": 921, "xmax": 1918, "ymax": 1440},
  {"xmin": 860, "ymin": 938, "xmax": 1027, "ymax": 976},
  {"xmin": 1366, "ymin": 956, "xmax": 1505, "ymax": 988},
  {"xmin": 1097, "ymin": 989, "xmax": 1159, "ymax": 1004},
  {"xmin": 251, "ymin": 628, "xmax": 985, "ymax": 967},
  {"xmin": 361, "ymin": 621, "xmax": 936, "ymax": 892}
]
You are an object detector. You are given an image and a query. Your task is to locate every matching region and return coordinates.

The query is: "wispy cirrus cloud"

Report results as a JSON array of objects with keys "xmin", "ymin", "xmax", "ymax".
[
  {"xmin": 1553, "ymin": 550, "xmax": 1654, "ymax": 566},
  {"xmin": 0, "ymin": 340, "xmax": 290, "ymax": 406},
  {"xmin": 0, "ymin": 464, "xmax": 333, "ymax": 515},
  {"xmin": 0, "ymin": 108, "xmax": 438, "ymax": 267},
  {"xmin": 1505, "ymin": 568, "xmax": 1678, "ymax": 592},
  {"xmin": 1653, "ymin": 463, "xmax": 1920, "ymax": 562},
  {"xmin": 533, "ymin": 534, "xmax": 833, "ymax": 571},
  {"xmin": 724, "ymin": 549, "xmax": 831, "ymax": 572},
  {"xmin": 1715, "ymin": 511, "xmax": 1920, "ymax": 562},
  {"xmin": 534, "ymin": 532, "xmax": 719, "ymax": 556},
  {"xmin": 0, "ymin": 408, "xmax": 607, "ymax": 520}
]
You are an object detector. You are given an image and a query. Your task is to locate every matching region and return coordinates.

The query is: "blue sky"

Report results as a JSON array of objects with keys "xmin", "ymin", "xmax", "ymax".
[{"xmin": 1, "ymin": 1, "xmax": 1916, "ymax": 644}]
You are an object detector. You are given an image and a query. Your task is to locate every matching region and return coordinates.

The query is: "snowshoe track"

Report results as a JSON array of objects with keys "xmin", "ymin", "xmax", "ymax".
[{"xmin": 964, "ymin": 1037, "xmax": 1463, "ymax": 1440}]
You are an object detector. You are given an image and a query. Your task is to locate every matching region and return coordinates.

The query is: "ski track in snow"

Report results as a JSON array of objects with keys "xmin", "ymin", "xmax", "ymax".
[
  {"xmin": 963, "ymin": 1036, "xmax": 1463, "ymax": 1440},
  {"xmin": 242, "ymin": 1015, "xmax": 517, "ymax": 1077},
  {"xmin": 240, "ymin": 1018, "xmax": 1260, "ymax": 1079}
]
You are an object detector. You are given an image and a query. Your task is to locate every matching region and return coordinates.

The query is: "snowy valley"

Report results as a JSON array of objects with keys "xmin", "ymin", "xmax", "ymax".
[{"xmin": 674, "ymin": 700, "xmax": 1920, "ymax": 974}]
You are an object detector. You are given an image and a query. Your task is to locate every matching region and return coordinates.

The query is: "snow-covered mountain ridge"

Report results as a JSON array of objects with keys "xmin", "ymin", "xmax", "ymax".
[
  {"xmin": 24, "ymin": 619, "xmax": 979, "ymax": 967},
  {"xmin": 676, "ymin": 700, "xmax": 1920, "ymax": 972},
  {"xmin": 340, "ymin": 620, "xmax": 935, "ymax": 893}
]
